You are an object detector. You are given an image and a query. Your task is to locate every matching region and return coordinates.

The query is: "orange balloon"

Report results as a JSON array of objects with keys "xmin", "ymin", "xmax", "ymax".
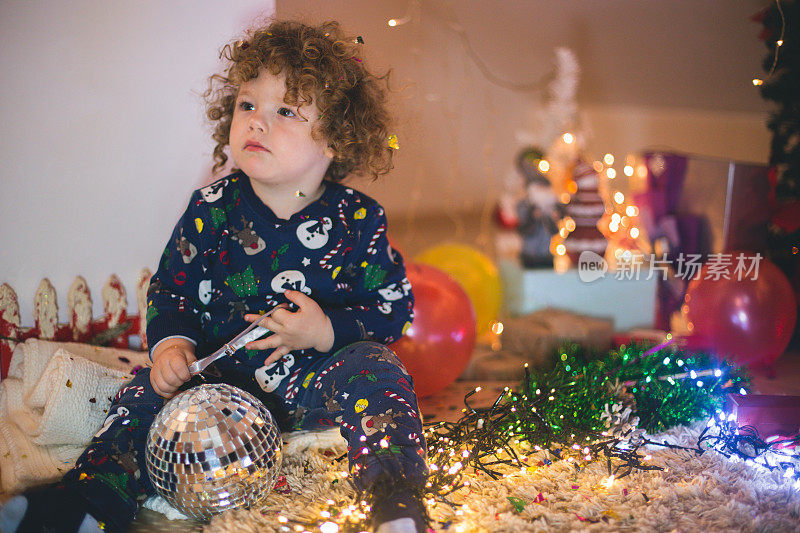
[{"xmin": 391, "ymin": 263, "xmax": 476, "ymax": 397}]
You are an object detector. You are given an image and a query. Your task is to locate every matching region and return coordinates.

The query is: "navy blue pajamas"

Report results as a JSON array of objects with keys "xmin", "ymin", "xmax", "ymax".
[
  {"xmin": 62, "ymin": 341, "xmax": 427, "ymax": 530},
  {"xmin": 57, "ymin": 173, "xmax": 426, "ymax": 530}
]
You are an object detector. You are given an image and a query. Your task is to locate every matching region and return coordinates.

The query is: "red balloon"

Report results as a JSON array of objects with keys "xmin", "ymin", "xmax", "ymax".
[
  {"xmin": 682, "ymin": 256, "xmax": 797, "ymax": 367},
  {"xmin": 390, "ymin": 263, "xmax": 476, "ymax": 398}
]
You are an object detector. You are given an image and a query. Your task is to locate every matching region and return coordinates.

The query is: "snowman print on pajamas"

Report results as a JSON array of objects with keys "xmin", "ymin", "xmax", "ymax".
[
  {"xmin": 200, "ymin": 180, "xmax": 227, "ymax": 203},
  {"xmin": 198, "ymin": 280, "xmax": 212, "ymax": 305},
  {"xmin": 271, "ymin": 270, "xmax": 312, "ymax": 295},
  {"xmin": 255, "ymin": 353, "xmax": 295, "ymax": 392},
  {"xmin": 297, "ymin": 218, "xmax": 332, "ymax": 249}
]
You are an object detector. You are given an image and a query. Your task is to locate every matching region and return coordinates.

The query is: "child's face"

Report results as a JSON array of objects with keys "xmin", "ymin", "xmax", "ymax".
[{"xmin": 229, "ymin": 70, "xmax": 332, "ymax": 191}]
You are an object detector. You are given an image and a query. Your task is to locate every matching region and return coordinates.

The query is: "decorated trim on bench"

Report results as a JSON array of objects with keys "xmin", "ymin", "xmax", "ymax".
[{"xmin": 0, "ymin": 269, "xmax": 151, "ymax": 378}]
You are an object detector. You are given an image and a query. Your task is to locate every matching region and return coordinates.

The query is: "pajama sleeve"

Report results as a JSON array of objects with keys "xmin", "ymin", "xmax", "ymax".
[
  {"xmin": 146, "ymin": 191, "xmax": 210, "ymax": 353},
  {"xmin": 324, "ymin": 204, "xmax": 414, "ymax": 352}
]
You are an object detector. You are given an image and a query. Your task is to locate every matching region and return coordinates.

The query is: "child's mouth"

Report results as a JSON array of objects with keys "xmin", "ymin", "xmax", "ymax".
[{"xmin": 244, "ymin": 141, "xmax": 267, "ymax": 152}]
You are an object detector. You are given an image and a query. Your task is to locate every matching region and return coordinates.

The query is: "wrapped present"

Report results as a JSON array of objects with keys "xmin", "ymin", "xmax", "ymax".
[
  {"xmin": 498, "ymin": 308, "xmax": 613, "ymax": 366},
  {"xmin": 459, "ymin": 309, "xmax": 614, "ymax": 382},
  {"xmin": 633, "ymin": 151, "xmax": 770, "ymax": 329},
  {"xmin": 459, "ymin": 348, "xmax": 532, "ymax": 381},
  {"xmin": 726, "ymin": 394, "xmax": 800, "ymax": 441}
]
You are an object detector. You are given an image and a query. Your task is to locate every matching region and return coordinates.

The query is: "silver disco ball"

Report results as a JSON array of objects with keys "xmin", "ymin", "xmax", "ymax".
[{"xmin": 145, "ymin": 383, "xmax": 282, "ymax": 520}]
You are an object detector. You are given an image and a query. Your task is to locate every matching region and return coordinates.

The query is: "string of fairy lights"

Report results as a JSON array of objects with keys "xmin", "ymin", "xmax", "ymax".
[
  {"xmin": 264, "ymin": 339, "xmax": 799, "ymax": 532},
  {"xmin": 752, "ymin": 0, "xmax": 786, "ymax": 87}
]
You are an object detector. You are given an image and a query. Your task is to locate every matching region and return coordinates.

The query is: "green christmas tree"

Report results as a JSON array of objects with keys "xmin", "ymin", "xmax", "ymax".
[
  {"xmin": 755, "ymin": 0, "xmax": 800, "ymax": 343},
  {"xmin": 225, "ymin": 265, "xmax": 260, "ymax": 297}
]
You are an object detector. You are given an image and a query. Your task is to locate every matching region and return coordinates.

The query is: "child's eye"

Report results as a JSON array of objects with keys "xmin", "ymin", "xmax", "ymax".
[
  {"xmin": 238, "ymin": 101, "xmax": 254, "ymax": 111},
  {"xmin": 277, "ymin": 107, "xmax": 296, "ymax": 118}
]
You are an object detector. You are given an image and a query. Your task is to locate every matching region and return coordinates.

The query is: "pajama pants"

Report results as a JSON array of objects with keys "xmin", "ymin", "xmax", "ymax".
[{"xmin": 60, "ymin": 341, "xmax": 428, "ymax": 530}]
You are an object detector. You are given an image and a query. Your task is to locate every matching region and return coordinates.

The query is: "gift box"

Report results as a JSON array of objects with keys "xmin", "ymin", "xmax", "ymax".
[
  {"xmin": 459, "ymin": 348, "xmax": 532, "ymax": 381},
  {"xmin": 725, "ymin": 394, "xmax": 800, "ymax": 441},
  {"xmin": 502, "ymin": 308, "xmax": 613, "ymax": 362},
  {"xmin": 499, "ymin": 261, "xmax": 657, "ymax": 331},
  {"xmin": 677, "ymin": 154, "xmax": 771, "ymax": 254},
  {"xmin": 460, "ymin": 309, "xmax": 613, "ymax": 381},
  {"xmin": 634, "ymin": 152, "xmax": 771, "ymax": 329}
]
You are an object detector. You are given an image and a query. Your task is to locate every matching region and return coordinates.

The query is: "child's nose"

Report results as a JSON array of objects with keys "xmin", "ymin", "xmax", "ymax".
[{"xmin": 248, "ymin": 113, "xmax": 267, "ymax": 132}]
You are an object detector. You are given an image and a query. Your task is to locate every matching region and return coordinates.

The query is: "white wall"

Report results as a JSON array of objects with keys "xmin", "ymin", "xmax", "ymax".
[{"xmin": 0, "ymin": 0, "xmax": 275, "ymax": 324}]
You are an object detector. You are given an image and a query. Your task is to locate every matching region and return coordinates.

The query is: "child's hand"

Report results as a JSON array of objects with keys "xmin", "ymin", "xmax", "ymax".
[
  {"xmin": 150, "ymin": 340, "xmax": 196, "ymax": 399},
  {"xmin": 244, "ymin": 290, "xmax": 334, "ymax": 366}
]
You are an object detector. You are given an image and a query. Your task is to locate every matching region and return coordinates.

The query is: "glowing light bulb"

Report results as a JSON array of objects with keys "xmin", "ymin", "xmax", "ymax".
[
  {"xmin": 626, "ymin": 206, "xmax": 637, "ymax": 217},
  {"xmin": 753, "ymin": 78, "xmax": 764, "ymax": 86},
  {"xmin": 562, "ymin": 133, "xmax": 575, "ymax": 144},
  {"xmin": 538, "ymin": 160, "xmax": 550, "ymax": 172},
  {"xmin": 556, "ymin": 244, "xmax": 566, "ymax": 256},
  {"xmin": 614, "ymin": 192, "xmax": 625, "ymax": 204},
  {"xmin": 388, "ymin": 19, "xmax": 398, "ymax": 26},
  {"xmin": 606, "ymin": 168, "xmax": 617, "ymax": 179},
  {"xmin": 624, "ymin": 165, "xmax": 634, "ymax": 177},
  {"xmin": 630, "ymin": 227, "xmax": 640, "ymax": 238},
  {"xmin": 777, "ymin": 39, "xmax": 784, "ymax": 46},
  {"xmin": 604, "ymin": 153, "xmax": 615, "ymax": 165}
]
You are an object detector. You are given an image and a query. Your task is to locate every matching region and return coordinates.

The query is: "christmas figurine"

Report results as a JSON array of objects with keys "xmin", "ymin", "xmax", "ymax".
[{"xmin": 515, "ymin": 147, "xmax": 560, "ymax": 268}]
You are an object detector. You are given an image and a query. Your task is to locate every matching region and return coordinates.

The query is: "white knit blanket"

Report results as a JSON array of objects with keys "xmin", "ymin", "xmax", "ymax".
[
  {"xmin": 0, "ymin": 338, "xmax": 348, "ymax": 522},
  {"xmin": 0, "ymin": 339, "xmax": 149, "ymax": 493}
]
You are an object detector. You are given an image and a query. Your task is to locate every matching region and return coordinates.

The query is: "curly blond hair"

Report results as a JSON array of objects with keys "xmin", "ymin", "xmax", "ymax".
[{"xmin": 204, "ymin": 20, "xmax": 394, "ymax": 181}]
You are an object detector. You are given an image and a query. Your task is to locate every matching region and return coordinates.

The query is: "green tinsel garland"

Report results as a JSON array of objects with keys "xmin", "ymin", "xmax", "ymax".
[
  {"xmin": 282, "ymin": 340, "xmax": 782, "ymax": 532},
  {"xmin": 421, "ymin": 338, "xmax": 751, "ymax": 498}
]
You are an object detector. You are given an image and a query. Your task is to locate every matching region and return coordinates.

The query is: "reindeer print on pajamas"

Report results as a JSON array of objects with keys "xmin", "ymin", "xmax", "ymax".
[{"xmin": 142, "ymin": 172, "xmax": 426, "ymax": 493}]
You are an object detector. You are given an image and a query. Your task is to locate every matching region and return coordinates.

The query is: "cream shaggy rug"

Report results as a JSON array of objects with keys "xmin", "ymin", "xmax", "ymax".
[{"xmin": 185, "ymin": 422, "xmax": 800, "ymax": 533}]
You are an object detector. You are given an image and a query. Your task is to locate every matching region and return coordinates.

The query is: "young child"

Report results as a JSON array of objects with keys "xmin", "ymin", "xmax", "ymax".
[{"xmin": 0, "ymin": 19, "xmax": 428, "ymax": 533}]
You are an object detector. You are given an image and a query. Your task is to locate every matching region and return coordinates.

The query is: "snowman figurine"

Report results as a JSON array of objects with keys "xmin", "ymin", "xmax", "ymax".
[{"xmin": 515, "ymin": 147, "xmax": 560, "ymax": 268}]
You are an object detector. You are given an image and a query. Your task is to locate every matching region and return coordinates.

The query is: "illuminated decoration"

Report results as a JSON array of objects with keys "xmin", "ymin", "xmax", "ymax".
[
  {"xmin": 593, "ymin": 153, "xmax": 650, "ymax": 270},
  {"xmin": 416, "ymin": 337, "xmax": 797, "ymax": 502},
  {"xmin": 538, "ymin": 159, "xmax": 550, "ymax": 173},
  {"xmin": 752, "ymin": 0, "xmax": 787, "ymax": 86},
  {"xmin": 202, "ymin": 340, "xmax": 796, "ymax": 532},
  {"xmin": 386, "ymin": 0, "xmax": 420, "ymax": 28}
]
